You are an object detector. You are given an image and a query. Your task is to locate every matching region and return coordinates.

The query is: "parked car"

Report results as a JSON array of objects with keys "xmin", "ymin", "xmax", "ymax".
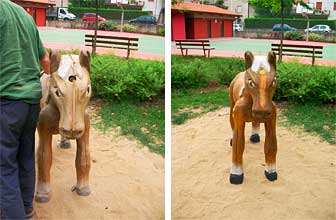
[
  {"xmin": 304, "ymin": 25, "xmax": 331, "ymax": 33},
  {"xmin": 46, "ymin": 7, "xmax": 76, "ymax": 20},
  {"xmin": 82, "ymin": 13, "xmax": 106, "ymax": 22},
  {"xmin": 233, "ymin": 23, "xmax": 243, "ymax": 32},
  {"xmin": 272, "ymin": 24, "xmax": 297, "ymax": 32},
  {"xmin": 128, "ymin": 15, "xmax": 156, "ymax": 24}
]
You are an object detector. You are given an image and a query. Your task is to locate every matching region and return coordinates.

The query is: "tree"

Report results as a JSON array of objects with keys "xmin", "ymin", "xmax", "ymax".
[
  {"xmin": 92, "ymin": 0, "xmax": 99, "ymax": 55},
  {"xmin": 215, "ymin": 0, "xmax": 228, "ymax": 9},
  {"xmin": 249, "ymin": 0, "xmax": 311, "ymax": 62}
]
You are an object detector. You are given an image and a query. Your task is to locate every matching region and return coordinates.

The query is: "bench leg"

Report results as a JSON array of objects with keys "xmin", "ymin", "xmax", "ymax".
[
  {"xmin": 186, "ymin": 49, "xmax": 188, "ymax": 56},
  {"xmin": 203, "ymin": 49, "xmax": 206, "ymax": 57},
  {"xmin": 312, "ymin": 55, "xmax": 315, "ymax": 65},
  {"xmin": 180, "ymin": 48, "xmax": 184, "ymax": 56},
  {"xmin": 208, "ymin": 50, "xmax": 211, "ymax": 58},
  {"xmin": 127, "ymin": 49, "xmax": 130, "ymax": 59}
]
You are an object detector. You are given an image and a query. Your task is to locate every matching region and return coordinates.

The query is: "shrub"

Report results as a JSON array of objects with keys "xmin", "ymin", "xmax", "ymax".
[
  {"xmin": 122, "ymin": 24, "xmax": 136, "ymax": 32},
  {"xmin": 284, "ymin": 31, "xmax": 304, "ymax": 40},
  {"xmin": 172, "ymin": 56, "xmax": 336, "ymax": 103},
  {"xmin": 308, "ymin": 33, "xmax": 324, "ymax": 42},
  {"xmin": 98, "ymin": 21, "xmax": 118, "ymax": 31},
  {"xmin": 68, "ymin": 6, "xmax": 150, "ymax": 20},
  {"xmin": 91, "ymin": 55, "xmax": 164, "ymax": 101},
  {"xmin": 244, "ymin": 18, "xmax": 336, "ymax": 30},
  {"xmin": 158, "ymin": 28, "xmax": 165, "ymax": 36}
]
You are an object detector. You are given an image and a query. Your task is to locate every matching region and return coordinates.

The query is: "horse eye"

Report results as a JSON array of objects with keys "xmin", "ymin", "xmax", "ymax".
[
  {"xmin": 87, "ymin": 86, "xmax": 90, "ymax": 94},
  {"xmin": 55, "ymin": 88, "xmax": 62, "ymax": 97},
  {"xmin": 248, "ymin": 79, "xmax": 256, "ymax": 88}
]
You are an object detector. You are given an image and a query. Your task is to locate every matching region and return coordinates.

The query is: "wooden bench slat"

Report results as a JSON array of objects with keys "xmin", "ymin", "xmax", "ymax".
[
  {"xmin": 175, "ymin": 40, "xmax": 210, "ymax": 43},
  {"xmin": 271, "ymin": 43, "xmax": 323, "ymax": 49},
  {"xmin": 85, "ymin": 34, "xmax": 139, "ymax": 59},
  {"xmin": 271, "ymin": 48, "xmax": 323, "ymax": 54},
  {"xmin": 85, "ymin": 44, "xmax": 138, "ymax": 50},
  {"xmin": 85, "ymin": 39, "xmax": 138, "ymax": 47},
  {"xmin": 85, "ymin": 34, "xmax": 139, "ymax": 41},
  {"xmin": 273, "ymin": 53, "xmax": 323, "ymax": 58}
]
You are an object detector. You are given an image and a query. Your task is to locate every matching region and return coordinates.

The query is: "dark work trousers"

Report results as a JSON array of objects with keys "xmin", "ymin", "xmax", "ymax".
[{"xmin": 0, "ymin": 99, "xmax": 40, "ymax": 220}]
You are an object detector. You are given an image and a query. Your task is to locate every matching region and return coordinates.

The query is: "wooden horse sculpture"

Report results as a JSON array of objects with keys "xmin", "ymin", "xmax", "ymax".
[
  {"xmin": 35, "ymin": 50, "xmax": 92, "ymax": 202},
  {"xmin": 229, "ymin": 51, "xmax": 278, "ymax": 184}
]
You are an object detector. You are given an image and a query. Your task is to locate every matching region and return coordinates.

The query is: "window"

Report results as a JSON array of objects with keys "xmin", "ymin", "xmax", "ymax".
[
  {"xmin": 334, "ymin": 2, "xmax": 336, "ymax": 10},
  {"xmin": 316, "ymin": 2, "xmax": 322, "ymax": 10},
  {"xmin": 60, "ymin": 9, "xmax": 65, "ymax": 14}
]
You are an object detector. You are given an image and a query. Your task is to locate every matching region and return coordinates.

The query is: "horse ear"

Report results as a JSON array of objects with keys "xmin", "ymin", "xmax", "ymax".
[
  {"xmin": 49, "ymin": 49, "xmax": 61, "ymax": 73},
  {"xmin": 244, "ymin": 51, "xmax": 254, "ymax": 70},
  {"xmin": 267, "ymin": 51, "xmax": 277, "ymax": 70},
  {"xmin": 79, "ymin": 50, "xmax": 91, "ymax": 72}
]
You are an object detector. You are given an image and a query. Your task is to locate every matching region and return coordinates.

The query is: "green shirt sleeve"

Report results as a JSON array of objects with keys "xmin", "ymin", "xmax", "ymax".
[{"xmin": 35, "ymin": 27, "xmax": 46, "ymax": 59}]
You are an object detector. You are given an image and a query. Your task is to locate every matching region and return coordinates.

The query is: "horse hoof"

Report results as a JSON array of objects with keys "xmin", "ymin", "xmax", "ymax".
[
  {"xmin": 35, "ymin": 191, "xmax": 51, "ymax": 203},
  {"xmin": 264, "ymin": 170, "xmax": 278, "ymax": 181},
  {"xmin": 229, "ymin": 173, "xmax": 244, "ymax": 184},
  {"xmin": 72, "ymin": 186, "xmax": 91, "ymax": 196},
  {"xmin": 250, "ymin": 134, "xmax": 260, "ymax": 143},
  {"xmin": 59, "ymin": 140, "xmax": 71, "ymax": 149},
  {"xmin": 230, "ymin": 138, "xmax": 232, "ymax": 146}
]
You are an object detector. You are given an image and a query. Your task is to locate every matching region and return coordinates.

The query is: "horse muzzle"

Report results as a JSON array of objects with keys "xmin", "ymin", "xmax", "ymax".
[{"xmin": 59, "ymin": 128, "xmax": 84, "ymax": 139}]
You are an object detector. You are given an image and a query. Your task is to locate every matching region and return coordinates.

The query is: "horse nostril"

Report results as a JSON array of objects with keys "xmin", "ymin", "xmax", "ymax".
[{"xmin": 68, "ymin": 75, "xmax": 76, "ymax": 82}]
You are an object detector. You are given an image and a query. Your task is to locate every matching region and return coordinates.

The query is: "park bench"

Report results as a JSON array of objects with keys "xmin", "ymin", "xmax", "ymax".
[
  {"xmin": 175, "ymin": 39, "xmax": 215, "ymax": 57},
  {"xmin": 271, "ymin": 43, "xmax": 323, "ymax": 65},
  {"xmin": 85, "ymin": 34, "xmax": 138, "ymax": 59}
]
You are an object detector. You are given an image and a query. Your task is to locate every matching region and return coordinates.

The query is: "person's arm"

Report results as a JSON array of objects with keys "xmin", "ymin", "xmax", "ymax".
[{"xmin": 40, "ymin": 51, "xmax": 50, "ymax": 75}]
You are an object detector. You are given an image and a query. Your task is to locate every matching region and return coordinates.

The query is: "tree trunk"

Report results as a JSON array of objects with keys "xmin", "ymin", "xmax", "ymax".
[
  {"xmin": 279, "ymin": 0, "xmax": 284, "ymax": 62},
  {"xmin": 92, "ymin": 0, "xmax": 99, "ymax": 55}
]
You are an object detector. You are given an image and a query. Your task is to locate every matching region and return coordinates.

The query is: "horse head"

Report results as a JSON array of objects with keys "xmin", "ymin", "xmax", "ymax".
[
  {"xmin": 244, "ymin": 51, "xmax": 277, "ymax": 120},
  {"xmin": 48, "ymin": 50, "xmax": 92, "ymax": 139}
]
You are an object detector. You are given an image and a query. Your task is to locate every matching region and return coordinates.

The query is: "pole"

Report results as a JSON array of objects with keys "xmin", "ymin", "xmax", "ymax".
[
  {"xmin": 120, "ymin": 4, "xmax": 124, "ymax": 32},
  {"xmin": 279, "ymin": 0, "xmax": 284, "ymax": 62},
  {"xmin": 93, "ymin": 0, "xmax": 99, "ymax": 55}
]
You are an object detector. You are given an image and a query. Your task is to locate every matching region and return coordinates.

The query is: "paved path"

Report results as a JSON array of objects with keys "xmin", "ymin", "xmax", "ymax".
[
  {"xmin": 39, "ymin": 27, "xmax": 164, "ymax": 61},
  {"xmin": 172, "ymin": 38, "xmax": 336, "ymax": 66}
]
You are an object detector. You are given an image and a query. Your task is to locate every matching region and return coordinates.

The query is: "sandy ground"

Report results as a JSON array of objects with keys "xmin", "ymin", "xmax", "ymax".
[
  {"xmin": 33, "ymin": 108, "xmax": 164, "ymax": 220},
  {"xmin": 172, "ymin": 107, "xmax": 335, "ymax": 220}
]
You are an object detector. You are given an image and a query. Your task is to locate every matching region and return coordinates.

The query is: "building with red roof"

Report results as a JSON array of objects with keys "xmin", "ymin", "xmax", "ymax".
[
  {"xmin": 172, "ymin": 2, "xmax": 241, "ymax": 40},
  {"xmin": 11, "ymin": 0, "xmax": 55, "ymax": 26}
]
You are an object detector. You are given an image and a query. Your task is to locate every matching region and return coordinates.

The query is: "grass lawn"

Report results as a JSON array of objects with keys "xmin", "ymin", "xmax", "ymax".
[
  {"xmin": 172, "ymin": 88, "xmax": 230, "ymax": 125},
  {"xmin": 280, "ymin": 103, "xmax": 336, "ymax": 145},
  {"xmin": 99, "ymin": 99, "xmax": 165, "ymax": 156}
]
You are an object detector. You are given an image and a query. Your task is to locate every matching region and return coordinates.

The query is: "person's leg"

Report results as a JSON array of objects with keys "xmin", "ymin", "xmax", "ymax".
[
  {"xmin": 0, "ymin": 99, "xmax": 28, "ymax": 219},
  {"xmin": 18, "ymin": 103, "xmax": 40, "ymax": 216}
]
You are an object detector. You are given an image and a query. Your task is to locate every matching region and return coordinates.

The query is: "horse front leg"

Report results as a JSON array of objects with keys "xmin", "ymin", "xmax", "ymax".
[
  {"xmin": 230, "ymin": 109, "xmax": 246, "ymax": 184},
  {"xmin": 264, "ymin": 104, "xmax": 278, "ymax": 181},
  {"xmin": 35, "ymin": 123, "xmax": 53, "ymax": 203},
  {"xmin": 73, "ymin": 114, "xmax": 91, "ymax": 196},
  {"xmin": 250, "ymin": 121, "xmax": 260, "ymax": 143}
]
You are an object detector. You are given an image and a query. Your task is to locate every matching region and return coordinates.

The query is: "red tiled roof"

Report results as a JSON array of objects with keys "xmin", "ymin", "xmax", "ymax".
[
  {"xmin": 172, "ymin": 2, "xmax": 241, "ymax": 16},
  {"xmin": 12, "ymin": 0, "xmax": 55, "ymax": 5}
]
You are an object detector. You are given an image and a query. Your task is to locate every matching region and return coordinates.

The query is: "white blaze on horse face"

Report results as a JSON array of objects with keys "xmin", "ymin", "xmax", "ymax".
[
  {"xmin": 251, "ymin": 56, "xmax": 270, "ymax": 73},
  {"xmin": 231, "ymin": 163, "xmax": 243, "ymax": 175},
  {"xmin": 57, "ymin": 55, "xmax": 84, "ymax": 80}
]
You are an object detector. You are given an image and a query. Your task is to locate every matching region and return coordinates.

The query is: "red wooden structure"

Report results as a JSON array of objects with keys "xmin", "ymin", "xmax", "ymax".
[
  {"xmin": 11, "ymin": 0, "xmax": 55, "ymax": 26},
  {"xmin": 172, "ymin": 3, "xmax": 241, "ymax": 40}
]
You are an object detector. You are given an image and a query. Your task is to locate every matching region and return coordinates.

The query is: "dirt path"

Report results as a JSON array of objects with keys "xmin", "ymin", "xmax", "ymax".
[
  {"xmin": 172, "ymin": 107, "xmax": 335, "ymax": 220},
  {"xmin": 33, "ymin": 107, "xmax": 164, "ymax": 220}
]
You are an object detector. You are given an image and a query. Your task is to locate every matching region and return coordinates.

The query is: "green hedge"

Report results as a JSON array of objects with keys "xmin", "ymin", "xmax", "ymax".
[
  {"xmin": 244, "ymin": 18, "xmax": 336, "ymax": 30},
  {"xmin": 68, "ymin": 6, "xmax": 150, "ymax": 20},
  {"xmin": 91, "ymin": 55, "xmax": 164, "ymax": 101},
  {"xmin": 172, "ymin": 56, "xmax": 336, "ymax": 103}
]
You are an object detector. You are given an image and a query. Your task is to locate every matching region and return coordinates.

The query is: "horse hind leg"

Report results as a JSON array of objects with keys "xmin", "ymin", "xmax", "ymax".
[
  {"xmin": 59, "ymin": 136, "xmax": 71, "ymax": 149},
  {"xmin": 250, "ymin": 121, "xmax": 260, "ymax": 143}
]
